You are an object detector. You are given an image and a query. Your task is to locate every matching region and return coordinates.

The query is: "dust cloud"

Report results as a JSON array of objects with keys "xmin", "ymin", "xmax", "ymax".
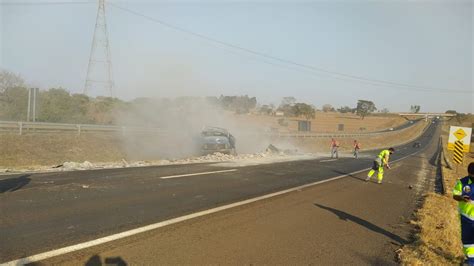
[{"xmin": 114, "ymin": 97, "xmax": 293, "ymax": 160}]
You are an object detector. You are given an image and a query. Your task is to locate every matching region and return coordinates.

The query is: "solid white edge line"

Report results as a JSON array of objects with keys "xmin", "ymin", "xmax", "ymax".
[
  {"xmin": 319, "ymin": 159, "xmax": 338, "ymax": 162},
  {"xmin": 159, "ymin": 169, "xmax": 238, "ymax": 179},
  {"xmin": 1, "ymin": 142, "xmax": 429, "ymax": 266}
]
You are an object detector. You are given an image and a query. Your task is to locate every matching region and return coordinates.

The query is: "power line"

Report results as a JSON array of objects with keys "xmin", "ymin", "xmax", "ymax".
[
  {"xmin": 0, "ymin": 1, "xmax": 95, "ymax": 5},
  {"xmin": 109, "ymin": 2, "xmax": 472, "ymax": 94}
]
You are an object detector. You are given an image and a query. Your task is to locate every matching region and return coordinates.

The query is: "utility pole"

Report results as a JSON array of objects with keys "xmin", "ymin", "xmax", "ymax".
[
  {"xmin": 32, "ymin": 87, "xmax": 37, "ymax": 122},
  {"xmin": 84, "ymin": 0, "xmax": 114, "ymax": 97},
  {"xmin": 27, "ymin": 88, "xmax": 31, "ymax": 122},
  {"xmin": 26, "ymin": 88, "xmax": 39, "ymax": 122}
]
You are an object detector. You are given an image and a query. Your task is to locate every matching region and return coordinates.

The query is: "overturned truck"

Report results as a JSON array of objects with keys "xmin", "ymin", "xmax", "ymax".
[{"xmin": 199, "ymin": 126, "xmax": 236, "ymax": 155}]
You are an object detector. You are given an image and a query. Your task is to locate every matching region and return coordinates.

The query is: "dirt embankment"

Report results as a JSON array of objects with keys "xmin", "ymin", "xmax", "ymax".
[
  {"xmin": 236, "ymin": 112, "xmax": 408, "ymax": 133},
  {"xmin": 287, "ymin": 120, "xmax": 428, "ymax": 153},
  {"xmin": 0, "ymin": 134, "xmax": 125, "ymax": 169},
  {"xmin": 400, "ymin": 123, "xmax": 473, "ymax": 265}
]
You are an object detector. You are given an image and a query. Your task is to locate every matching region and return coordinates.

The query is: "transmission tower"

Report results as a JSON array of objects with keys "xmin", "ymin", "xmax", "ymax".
[{"xmin": 84, "ymin": 0, "xmax": 114, "ymax": 97}]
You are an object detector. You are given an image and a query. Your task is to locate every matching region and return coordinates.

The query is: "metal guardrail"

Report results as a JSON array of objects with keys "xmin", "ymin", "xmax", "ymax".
[
  {"xmin": 438, "ymin": 136, "xmax": 447, "ymax": 194},
  {"xmin": 0, "ymin": 121, "xmax": 166, "ymax": 135},
  {"xmin": 0, "ymin": 120, "xmax": 421, "ymax": 138}
]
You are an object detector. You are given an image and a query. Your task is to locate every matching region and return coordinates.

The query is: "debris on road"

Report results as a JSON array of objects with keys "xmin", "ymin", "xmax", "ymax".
[
  {"xmin": 59, "ymin": 161, "xmax": 94, "ymax": 170},
  {"xmin": 266, "ymin": 144, "xmax": 280, "ymax": 154},
  {"xmin": 3, "ymin": 148, "xmax": 321, "ymax": 174}
]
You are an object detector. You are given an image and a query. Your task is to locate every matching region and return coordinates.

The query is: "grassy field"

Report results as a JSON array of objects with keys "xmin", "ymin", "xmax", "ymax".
[{"xmin": 401, "ymin": 121, "xmax": 474, "ymax": 265}]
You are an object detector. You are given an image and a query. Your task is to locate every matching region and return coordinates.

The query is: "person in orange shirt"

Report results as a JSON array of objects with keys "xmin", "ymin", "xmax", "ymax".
[
  {"xmin": 353, "ymin": 140, "xmax": 361, "ymax": 159},
  {"xmin": 330, "ymin": 138, "xmax": 339, "ymax": 159}
]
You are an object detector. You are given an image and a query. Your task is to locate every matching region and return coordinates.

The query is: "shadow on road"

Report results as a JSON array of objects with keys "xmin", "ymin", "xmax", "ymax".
[
  {"xmin": 85, "ymin": 255, "xmax": 127, "ymax": 266},
  {"xmin": 332, "ymin": 170, "xmax": 366, "ymax": 181},
  {"xmin": 0, "ymin": 175, "xmax": 31, "ymax": 193},
  {"xmin": 314, "ymin": 203, "xmax": 406, "ymax": 244}
]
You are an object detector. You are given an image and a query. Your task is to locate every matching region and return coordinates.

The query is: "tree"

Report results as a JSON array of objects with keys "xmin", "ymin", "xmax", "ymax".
[
  {"xmin": 0, "ymin": 70, "xmax": 24, "ymax": 93},
  {"xmin": 218, "ymin": 95, "xmax": 257, "ymax": 114},
  {"xmin": 410, "ymin": 105, "xmax": 421, "ymax": 113},
  {"xmin": 337, "ymin": 106, "xmax": 353, "ymax": 113},
  {"xmin": 0, "ymin": 87, "xmax": 28, "ymax": 120},
  {"xmin": 258, "ymin": 105, "xmax": 273, "ymax": 115},
  {"xmin": 380, "ymin": 108, "xmax": 390, "ymax": 114},
  {"xmin": 322, "ymin": 104, "xmax": 335, "ymax": 112},
  {"xmin": 455, "ymin": 113, "xmax": 468, "ymax": 124},
  {"xmin": 277, "ymin": 104, "xmax": 295, "ymax": 117},
  {"xmin": 293, "ymin": 103, "xmax": 316, "ymax": 120},
  {"xmin": 280, "ymin": 96, "xmax": 296, "ymax": 107},
  {"xmin": 356, "ymin": 100, "xmax": 376, "ymax": 119}
]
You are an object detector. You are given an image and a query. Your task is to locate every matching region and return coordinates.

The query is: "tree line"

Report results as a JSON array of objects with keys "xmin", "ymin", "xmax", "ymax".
[{"xmin": 2, "ymin": 70, "xmax": 468, "ymax": 124}]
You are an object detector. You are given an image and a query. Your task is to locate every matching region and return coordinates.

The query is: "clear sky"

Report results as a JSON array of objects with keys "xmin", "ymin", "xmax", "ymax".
[{"xmin": 1, "ymin": 0, "xmax": 473, "ymax": 113}]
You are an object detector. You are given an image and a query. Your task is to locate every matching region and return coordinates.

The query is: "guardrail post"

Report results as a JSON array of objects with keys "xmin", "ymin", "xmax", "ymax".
[
  {"xmin": 18, "ymin": 122, "xmax": 23, "ymax": 135},
  {"xmin": 77, "ymin": 125, "xmax": 81, "ymax": 136},
  {"xmin": 122, "ymin": 126, "xmax": 126, "ymax": 136}
]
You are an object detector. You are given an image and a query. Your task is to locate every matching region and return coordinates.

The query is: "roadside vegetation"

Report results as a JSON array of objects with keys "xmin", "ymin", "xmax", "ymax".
[
  {"xmin": 1, "ymin": 69, "xmax": 448, "ymax": 126},
  {"xmin": 401, "ymin": 118, "xmax": 474, "ymax": 265}
]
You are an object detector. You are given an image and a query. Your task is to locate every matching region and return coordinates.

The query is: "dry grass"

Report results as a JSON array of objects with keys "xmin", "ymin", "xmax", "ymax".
[
  {"xmin": 288, "ymin": 120, "xmax": 428, "ymax": 153},
  {"xmin": 235, "ymin": 112, "xmax": 408, "ymax": 133},
  {"xmin": 400, "ymin": 123, "xmax": 473, "ymax": 265},
  {"xmin": 0, "ymin": 133, "xmax": 125, "ymax": 169}
]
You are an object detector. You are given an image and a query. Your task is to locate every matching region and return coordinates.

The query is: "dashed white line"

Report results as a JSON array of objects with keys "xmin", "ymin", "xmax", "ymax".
[
  {"xmin": 159, "ymin": 169, "xmax": 238, "ymax": 179},
  {"xmin": 320, "ymin": 159, "xmax": 338, "ymax": 162}
]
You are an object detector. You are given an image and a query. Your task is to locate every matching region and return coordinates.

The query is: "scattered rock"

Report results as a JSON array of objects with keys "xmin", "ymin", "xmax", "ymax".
[
  {"xmin": 45, "ymin": 149, "xmax": 303, "ymax": 172},
  {"xmin": 266, "ymin": 144, "xmax": 280, "ymax": 153}
]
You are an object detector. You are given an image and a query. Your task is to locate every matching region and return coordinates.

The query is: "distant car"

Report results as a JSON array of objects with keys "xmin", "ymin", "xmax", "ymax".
[
  {"xmin": 389, "ymin": 127, "xmax": 394, "ymax": 131},
  {"xmin": 413, "ymin": 142, "xmax": 421, "ymax": 148},
  {"xmin": 199, "ymin": 126, "xmax": 236, "ymax": 155}
]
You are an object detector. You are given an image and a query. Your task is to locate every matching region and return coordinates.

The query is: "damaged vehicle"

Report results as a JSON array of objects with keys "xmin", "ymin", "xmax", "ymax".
[{"xmin": 199, "ymin": 126, "xmax": 236, "ymax": 155}]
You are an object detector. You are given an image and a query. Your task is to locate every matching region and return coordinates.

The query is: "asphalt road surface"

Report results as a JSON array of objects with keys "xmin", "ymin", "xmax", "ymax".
[
  {"xmin": 0, "ymin": 120, "xmax": 439, "ymax": 264},
  {"xmin": 376, "ymin": 118, "xmax": 422, "ymax": 133}
]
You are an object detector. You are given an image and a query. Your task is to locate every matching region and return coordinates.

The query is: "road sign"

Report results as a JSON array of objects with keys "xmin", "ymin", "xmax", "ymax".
[
  {"xmin": 453, "ymin": 140, "xmax": 464, "ymax": 164},
  {"xmin": 448, "ymin": 126, "xmax": 472, "ymax": 152}
]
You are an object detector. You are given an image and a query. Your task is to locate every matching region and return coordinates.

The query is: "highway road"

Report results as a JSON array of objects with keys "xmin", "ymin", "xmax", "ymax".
[
  {"xmin": 0, "ymin": 120, "xmax": 438, "ymax": 264},
  {"xmin": 376, "ymin": 118, "xmax": 421, "ymax": 133}
]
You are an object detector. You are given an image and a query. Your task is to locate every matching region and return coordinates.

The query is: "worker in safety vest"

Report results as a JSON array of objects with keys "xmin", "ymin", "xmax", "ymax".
[
  {"xmin": 453, "ymin": 163, "xmax": 474, "ymax": 265},
  {"xmin": 365, "ymin": 147, "xmax": 395, "ymax": 184}
]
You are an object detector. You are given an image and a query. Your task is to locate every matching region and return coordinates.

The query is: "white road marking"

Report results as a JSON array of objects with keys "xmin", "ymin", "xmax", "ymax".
[
  {"xmin": 159, "ymin": 169, "xmax": 238, "ymax": 179},
  {"xmin": 1, "ymin": 143, "xmax": 430, "ymax": 265},
  {"xmin": 319, "ymin": 159, "xmax": 338, "ymax": 163}
]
